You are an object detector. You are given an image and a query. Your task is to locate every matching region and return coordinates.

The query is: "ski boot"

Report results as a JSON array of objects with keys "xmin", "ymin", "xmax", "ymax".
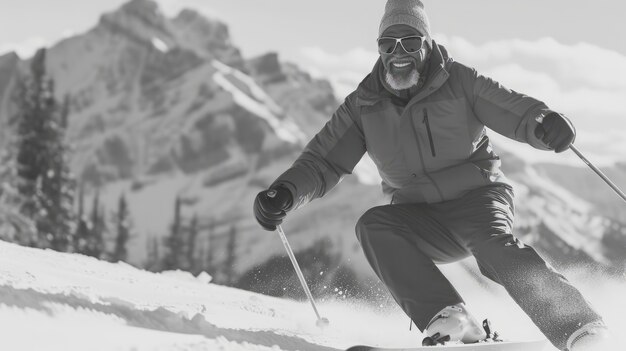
[
  {"xmin": 421, "ymin": 303, "xmax": 500, "ymax": 346},
  {"xmin": 566, "ymin": 321, "xmax": 615, "ymax": 351}
]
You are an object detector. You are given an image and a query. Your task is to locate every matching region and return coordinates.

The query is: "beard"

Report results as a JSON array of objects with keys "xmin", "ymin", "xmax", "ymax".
[
  {"xmin": 381, "ymin": 46, "xmax": 429, "ymax": 91},
  {"xmin": 384, "ymin": 65, "xmax": 420, "ymax": 91}
]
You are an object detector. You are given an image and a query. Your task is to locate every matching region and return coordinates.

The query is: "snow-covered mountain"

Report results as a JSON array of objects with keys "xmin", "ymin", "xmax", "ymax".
[
  {"xmin": 0, "ymin": 0, "xmax": 376, "ymax": 284},
  {"xmin": 0, "ymin": 0, "xmax": 624, "ymax": 302},
  {"xmin": 0, "ymin": 0, "xmax": 321, "ymax": 183}
]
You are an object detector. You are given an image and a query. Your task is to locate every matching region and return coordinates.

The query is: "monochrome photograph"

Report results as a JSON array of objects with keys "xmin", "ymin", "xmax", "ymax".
[{"xmin": 0, "ymin": 1, "xmax": 624, "ymax": 350}]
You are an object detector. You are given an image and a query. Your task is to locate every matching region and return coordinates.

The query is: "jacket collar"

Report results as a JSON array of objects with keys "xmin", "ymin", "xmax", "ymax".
[{"xmin": 356, "ymin": 40, "xmax": 453, "ymax": 107}]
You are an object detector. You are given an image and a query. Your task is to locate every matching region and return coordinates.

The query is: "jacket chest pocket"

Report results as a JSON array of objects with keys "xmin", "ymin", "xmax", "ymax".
[{"xmin": 410, "ymin": 99, "xmax": 471, "ymax": 162}]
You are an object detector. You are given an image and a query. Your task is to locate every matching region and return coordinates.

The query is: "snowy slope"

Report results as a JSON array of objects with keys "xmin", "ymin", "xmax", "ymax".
[
  {"xmin": 1, "ymin": 239, "xmax": 625, "ymax": 351},
  {"xmin": 0, "ymin": 240, "xmax": 422, "ymax": 351}
]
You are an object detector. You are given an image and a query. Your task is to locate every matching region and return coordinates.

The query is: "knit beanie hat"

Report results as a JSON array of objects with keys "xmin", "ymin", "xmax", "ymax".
[{"xmin": 379, "ymin": 0, "xmax": 432, "ymax": 47}]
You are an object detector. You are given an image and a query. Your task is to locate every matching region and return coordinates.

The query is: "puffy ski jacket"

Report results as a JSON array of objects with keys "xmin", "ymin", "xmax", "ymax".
[{"xmin": 272, "ymin": 42, "xmax": 553, "ymax": 209}]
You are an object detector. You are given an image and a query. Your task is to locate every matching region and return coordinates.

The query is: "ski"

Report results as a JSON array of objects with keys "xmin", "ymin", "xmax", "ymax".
[{"xmin": 346, "ymin": 339, "xmax": 549, "ymax": 351}]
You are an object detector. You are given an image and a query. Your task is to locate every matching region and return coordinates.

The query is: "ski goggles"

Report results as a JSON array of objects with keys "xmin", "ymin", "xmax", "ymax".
[{"xmin": 377, "ymin": 35, "xmax": 425, "ymax": 54}]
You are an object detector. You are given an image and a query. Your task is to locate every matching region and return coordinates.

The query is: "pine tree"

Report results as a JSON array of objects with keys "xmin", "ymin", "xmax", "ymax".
[
  {"xmin": 205, "ymin": 219, "xmax": 215, "ymax": 275},
  {"xmin": 144, "ymin": 235, "xmax": 161, "ymax": 272},
  {"xmin": 224, "ymin": 225, "xmax": 237, "ymax": 285},
  {"xmin": 187, "ymin": 213, "xmax": 199, "ymax": 274},
  {"xmin": 163, "ymin": 196, "xmax": 186, "ymax": 270},
  {"xmin": 0, "ymin": 148, "xmax": 36, "ymax": 244},
  {"xmin": 196, "ymin": 241, "xmax": 206, "ymax": 275},
  {"xmin": 83, "ymin": 191, "xmax": 105, "ymax": 258},
  {"xmin": 41, "ymin": 94, "xmax": 75, "ymax": 251},
  {"xmin": 13, "ymin": 48, "xmax": 75, "ymax": 250},
  {"xmin": 73, "ymin": 183, "xmax": 90, "ymax": 252},
  {"xmin": 112, "ymin": 193, "xmax": 131, "ymax": 262}
]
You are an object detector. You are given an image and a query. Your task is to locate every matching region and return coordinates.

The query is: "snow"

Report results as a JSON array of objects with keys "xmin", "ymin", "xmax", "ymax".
[
  {"xmin": 211, "ymin": 60, "xmax": 306, "ymax": 145},
  {"xmin": 1, "ymin": 239, "xmax": 624, "ymax": 351},
  {"xmin": 0, "ymin": 240, "xmax": 414, "ymax": 350},
  {"xmin": 151, "ymin": 37, "xmax": 169, "ymax": 52}
]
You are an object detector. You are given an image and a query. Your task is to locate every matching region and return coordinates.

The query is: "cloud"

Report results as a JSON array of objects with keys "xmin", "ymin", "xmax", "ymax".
[
  {"xmin": 478, "ymin": 63, "xmax": 626, "ymax": 132},
  {"xmin": 434, "ymin": 35, "xmax": 626, "ymax": 144},
  {"xmin": 295, "ymin": 36, "xmax": 626, "ymax": 164},
  {"xmin": 297, "ymin": 47, "xmax": 378, "ymax": 98},
  {"xmin": 299, "ymin": 47, "xmax": 378, "ymax": 72},
  {"xmin": 438, "ymin": 36, "xmax": 626, "ymax": 91}
]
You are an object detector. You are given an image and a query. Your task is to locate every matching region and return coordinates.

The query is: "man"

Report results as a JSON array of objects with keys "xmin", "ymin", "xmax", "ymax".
[{"xmin": 253, "ymin": 1, "xmax": 611, "ymax": 350}]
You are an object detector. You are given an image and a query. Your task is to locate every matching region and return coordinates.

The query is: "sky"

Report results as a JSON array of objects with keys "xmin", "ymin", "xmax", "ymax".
[
  {"xmin": 1, "ymin": 0, "xmax": 626, "ymax": 164},
  {"xmin": 2, "ymin": 0, "xmax": 626, "ymax": 59}
]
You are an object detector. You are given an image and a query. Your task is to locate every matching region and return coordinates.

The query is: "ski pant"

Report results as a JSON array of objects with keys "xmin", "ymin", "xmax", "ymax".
[{"xmin": 355, "ymin": 184, "xmax": 602, "ymax": 351}]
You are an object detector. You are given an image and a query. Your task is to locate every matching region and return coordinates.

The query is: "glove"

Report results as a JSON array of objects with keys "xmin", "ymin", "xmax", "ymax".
[
  {"xmin": 253, "ymin": 186, "xmax": 293, "ymax": 231},
  {"xmin": 534, "ymin": 112, "xmax": 576, "ymax": 153}
]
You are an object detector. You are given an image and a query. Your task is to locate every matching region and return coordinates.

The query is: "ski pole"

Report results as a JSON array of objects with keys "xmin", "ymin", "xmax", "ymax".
[
  {"xmin": 276, "ymin": 223, "xmax": 330, "ymax": 328},
  {"xmin": 570, "ymin": 145, "xmax": 626, "ymax": 204},
  {"xmin": 267, "ymin": 189, "xmax": 329, "ymax": 328}
]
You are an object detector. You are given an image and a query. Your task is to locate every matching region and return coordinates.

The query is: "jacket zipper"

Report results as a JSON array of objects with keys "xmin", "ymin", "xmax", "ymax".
[
  {"xmin": 422, "ymin": 108, "xmax": 436, "ymax": 157},
  {"xmin": 409, "ymin": 111, "xmax": 445, "ymax": 201}
]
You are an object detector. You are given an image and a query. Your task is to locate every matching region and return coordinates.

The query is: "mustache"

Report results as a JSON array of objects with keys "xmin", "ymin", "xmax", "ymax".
[{"xmin": 388, "ymin": 57, "xmax": 416, "ymax": 64}]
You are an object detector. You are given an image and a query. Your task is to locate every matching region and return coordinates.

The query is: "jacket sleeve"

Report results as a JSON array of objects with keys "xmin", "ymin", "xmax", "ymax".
[
  {"xmin": 461, "ymin": 64, "xmax": 553, "ymax": 150},
  {"xmin": 271, "ymin": 92, "xmax": 366, "ymax": 211}
]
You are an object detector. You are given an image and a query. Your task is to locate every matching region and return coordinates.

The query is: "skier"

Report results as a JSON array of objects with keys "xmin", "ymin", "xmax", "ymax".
[{"xmin": 253, "ymin": 1, "xmax": 612, "ymax": 350}]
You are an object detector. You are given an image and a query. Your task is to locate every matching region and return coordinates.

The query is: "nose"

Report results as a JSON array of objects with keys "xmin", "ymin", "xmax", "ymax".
[{"xmin": 392, "ymin": 42, "xmax": 408, "ymax": 55}]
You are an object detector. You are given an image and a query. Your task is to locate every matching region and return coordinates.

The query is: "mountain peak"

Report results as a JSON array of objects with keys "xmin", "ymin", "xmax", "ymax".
[
  {"xmin": 170, "ymin": 7, "xmax": 243, "ymax": 67},
  {"xmin": 172, "ymin": 7, "xmax": 230, "ymax": 42},
  {"xmin": 97, "ymin": 0, "xmax": 173, "ymax": 48},
  {"xmin": 175, "ymin": 8, "xmax": 203, "ymax": 22},
  {"xmin": 120, "ymin": 0, "xmax": 160, "ymax": 16}
]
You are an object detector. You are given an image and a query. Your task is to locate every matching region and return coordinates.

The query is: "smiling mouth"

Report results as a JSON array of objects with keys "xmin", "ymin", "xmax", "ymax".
[{"xmin": 391, "ymin": 61, "xmax": 412, "ymax": 68}]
